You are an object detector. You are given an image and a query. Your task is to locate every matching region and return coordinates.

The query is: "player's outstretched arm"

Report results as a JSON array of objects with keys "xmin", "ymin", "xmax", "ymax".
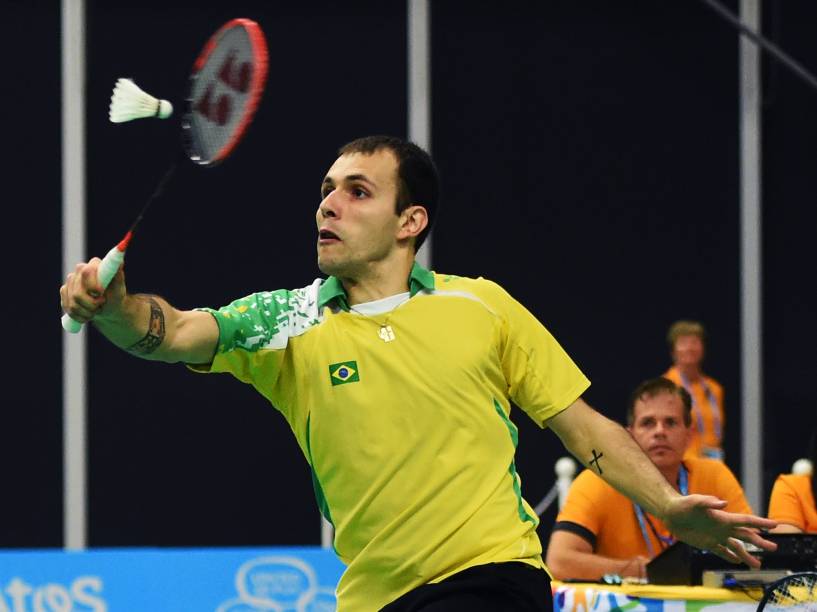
[
  {"xmin": 60, "ymin": 258, "xmax": 218, "ymax": 364},
  {"xmin": 548, "ymin": 399, "xmax": 679, "ymax": 517},
  {"xmin": 547, "ymin": 399, "xmax": 777, "ymax": 567}
]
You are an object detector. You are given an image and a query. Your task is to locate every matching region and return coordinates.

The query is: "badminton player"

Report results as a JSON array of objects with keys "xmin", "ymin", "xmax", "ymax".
[{"xmin": 61, "ymin": 135, "xmax": 777, "ymax": 611}]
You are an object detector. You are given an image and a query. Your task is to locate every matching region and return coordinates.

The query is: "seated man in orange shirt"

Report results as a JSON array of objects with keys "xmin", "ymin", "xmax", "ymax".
[
  {"xmin": 545, "ymin": 377, "xmax": 752, "ymax": 581},
  {"xmin": 768, "ymin": 429, "xmax": 817, "ymax": 533}
]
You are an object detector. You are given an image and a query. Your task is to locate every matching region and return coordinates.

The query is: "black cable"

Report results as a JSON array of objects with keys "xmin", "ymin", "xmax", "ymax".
[{"xmin": 722, "ymin": 576, "xmax": 764, "ymax": 601}]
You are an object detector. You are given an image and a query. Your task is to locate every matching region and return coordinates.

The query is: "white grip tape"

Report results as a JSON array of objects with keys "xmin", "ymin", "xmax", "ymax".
[{"xmin": 61, "ymin": 245, "xmax": 126, "ymax": 333}]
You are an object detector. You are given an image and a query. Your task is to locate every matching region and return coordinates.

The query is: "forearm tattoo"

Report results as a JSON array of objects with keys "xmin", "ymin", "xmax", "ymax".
[
  {"xmin": 126, "ymin": 296, "xmax": 165, "ymax": 355},
  {"xmin": 590, "ymin": 449, "xmax": 604, "ymax": 475}
]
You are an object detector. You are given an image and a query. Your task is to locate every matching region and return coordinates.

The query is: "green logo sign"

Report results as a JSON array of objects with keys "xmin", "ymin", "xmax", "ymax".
[{"xmin": 329, "ymin": 361, "xmax": 360, "ymax": 386}]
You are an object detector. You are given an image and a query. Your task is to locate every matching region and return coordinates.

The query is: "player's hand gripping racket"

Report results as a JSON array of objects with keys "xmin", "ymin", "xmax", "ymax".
[{"xmin": 62, "ymin": 17, "xmax": 268, "ymax": 332}]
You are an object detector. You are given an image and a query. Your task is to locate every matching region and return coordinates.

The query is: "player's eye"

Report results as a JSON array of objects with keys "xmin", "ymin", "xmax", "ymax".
[
  {"xmin": 320, "ymin": 185, "xmax": 334, "ymax": 199},
  {"xmin": 351, "ymin": 186, "xmax": 369, "ymax": 199}
]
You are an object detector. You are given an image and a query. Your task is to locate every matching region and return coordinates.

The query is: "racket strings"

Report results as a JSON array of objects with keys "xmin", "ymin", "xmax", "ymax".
[
  {"xmin": 761, "ymin": 573, "xmax": 817, "ymax": 611},
  {"xmin": 183, "ymin": 21, "xmax": 266, "ymax": 165}
]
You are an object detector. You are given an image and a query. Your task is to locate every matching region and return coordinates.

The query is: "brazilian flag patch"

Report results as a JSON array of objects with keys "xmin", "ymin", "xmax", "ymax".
[{"xmin": 329, "ymin": 361, "xmax": 360, "ymax": 386}]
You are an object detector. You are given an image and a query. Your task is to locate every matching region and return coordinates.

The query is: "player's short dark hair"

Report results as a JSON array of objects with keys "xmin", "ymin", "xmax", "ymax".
[
  {"xmin": 338, "ymin": 135, "xmax": 439, "ymax": 251},
  {"xmin": 626, "ymin": 377, "xmax": 692, "ymax": 428}
]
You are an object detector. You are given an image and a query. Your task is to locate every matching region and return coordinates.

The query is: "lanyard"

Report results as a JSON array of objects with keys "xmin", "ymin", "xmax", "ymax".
[
  {"xmin": 678, "ymin": 369, "xmax": 722, "ymax": 441},
  {"xmin": 633, "ymin": 465, "xmax": 688, "ymax": 557}
]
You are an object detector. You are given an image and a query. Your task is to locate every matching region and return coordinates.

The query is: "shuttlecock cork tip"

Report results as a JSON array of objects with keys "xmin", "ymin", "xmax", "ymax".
[{"xmin": 157, "ymin": 99, "xmax": 173, "ymax": 119}]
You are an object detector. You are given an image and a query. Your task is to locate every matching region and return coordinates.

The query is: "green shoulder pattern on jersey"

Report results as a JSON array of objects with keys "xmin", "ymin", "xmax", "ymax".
[
  {"xmin": 199, "ymin": 278, "xmax": 324, "ymax": 353},
  {"xmin": 198, "ymin": 263, "xmax": 435, "ymax": 352}
]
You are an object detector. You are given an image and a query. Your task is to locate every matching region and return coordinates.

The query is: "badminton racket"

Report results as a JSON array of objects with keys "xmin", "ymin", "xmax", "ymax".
[
  {"xmin": 62, "ymin": 17, "xmax": 268, "ymax": 332},
  {"xmin": 757, "ymin": 572, "xmax": 817, "ymax": 611}
]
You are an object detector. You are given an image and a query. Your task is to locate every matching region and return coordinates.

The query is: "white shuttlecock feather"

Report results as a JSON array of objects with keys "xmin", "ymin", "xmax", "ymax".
[{"xmin": 109, "ymin": 78, "xmax": 173, "ymax": 123}]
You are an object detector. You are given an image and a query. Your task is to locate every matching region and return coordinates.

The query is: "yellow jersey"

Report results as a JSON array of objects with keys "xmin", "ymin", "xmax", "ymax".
[{"xmin": 193, "ymin": 263, "xmax": 590, "ymax": 610}]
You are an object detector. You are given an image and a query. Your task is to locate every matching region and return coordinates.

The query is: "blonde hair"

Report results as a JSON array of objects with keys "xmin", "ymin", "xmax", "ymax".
[{"xmin": 667, "ymin": 320, "xmax": 706, "ymax": 348}]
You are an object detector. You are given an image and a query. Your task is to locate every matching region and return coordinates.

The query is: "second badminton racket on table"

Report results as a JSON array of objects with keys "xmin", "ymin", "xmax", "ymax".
[
  {"xmin": 62, "ymin": 17, "xmax": 268, "ymax": 332},
  {"xmin": 757, "ymin": 572, "xmax": 817, "ymax": 611}
]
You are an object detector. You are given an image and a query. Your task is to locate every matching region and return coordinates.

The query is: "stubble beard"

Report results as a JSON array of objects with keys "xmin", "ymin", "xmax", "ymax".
[
  {"xmin": 318, "ymin": 251, "xmax": 360, "ymax": 279},
  {"xmin": 318, "ymin": 240, "xmax": 393, "ymax": 279}
]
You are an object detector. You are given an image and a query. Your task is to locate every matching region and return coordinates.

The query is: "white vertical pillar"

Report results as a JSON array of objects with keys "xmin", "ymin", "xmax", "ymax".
[
  {"xmin": 408, "ymin": 0, "xmax": 432, "ymax": 269},
  {"xmin": 62, "ymin": 0, "xmax": 87, "ymax": 550},
  {"xmin": 739, "ymin": 0, "xmax": 763, "ymax": 513}
]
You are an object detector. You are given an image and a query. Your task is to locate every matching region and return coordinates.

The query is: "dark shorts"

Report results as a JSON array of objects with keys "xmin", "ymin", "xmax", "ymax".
[{"xmin": 380, "ymin": 561, "xmax": 553, "ymax": 611}]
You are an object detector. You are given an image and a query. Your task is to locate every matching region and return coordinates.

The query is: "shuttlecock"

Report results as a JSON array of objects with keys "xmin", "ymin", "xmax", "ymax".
[{"xmin": 109, "ymin": 78, "xmax": 173, "ymax": 123}]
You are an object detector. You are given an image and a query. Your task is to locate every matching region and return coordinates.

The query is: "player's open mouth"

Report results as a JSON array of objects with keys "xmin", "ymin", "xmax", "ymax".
[{"xmin": 318, "ymin": 229, "xmax": 340, "ymax": 244}]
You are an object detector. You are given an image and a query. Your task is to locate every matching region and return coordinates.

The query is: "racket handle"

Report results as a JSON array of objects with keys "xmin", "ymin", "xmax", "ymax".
[{"xmin": 61, "ymin": 242, "xmax": 128, "ymax": 333}]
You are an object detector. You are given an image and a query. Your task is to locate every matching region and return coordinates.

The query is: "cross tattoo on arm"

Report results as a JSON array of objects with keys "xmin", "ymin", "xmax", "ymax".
[{"xmin": 590, "ymin": 449, "xmax": 604, "ymax": 475}]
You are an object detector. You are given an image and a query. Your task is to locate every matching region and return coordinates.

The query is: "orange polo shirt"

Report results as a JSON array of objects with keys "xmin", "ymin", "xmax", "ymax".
[
  {"xmin": 768, "ymin": 474, "xmax": 817, "ymax": 533},
  {"xmin": 663, "ymin": 366, "xmax": 724, "ymax": 460},
  {"xmin": 553, "ymin": 457, "xmax": 752, "ymax": 559}
]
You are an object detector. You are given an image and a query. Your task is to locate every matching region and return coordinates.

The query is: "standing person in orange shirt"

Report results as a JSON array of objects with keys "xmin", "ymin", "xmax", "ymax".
[
  {"xmin": 663, "ymin": 320, "xmax": 725, "ymax": 461},
  {"xmin": 768, "ymin": 428, "xmax": 817, "ymax": 533}
]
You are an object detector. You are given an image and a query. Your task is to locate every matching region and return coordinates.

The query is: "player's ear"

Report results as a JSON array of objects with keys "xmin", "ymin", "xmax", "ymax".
[{"xmin": 397, "ymin": 205, "xmax": 428, "ymax": 241}]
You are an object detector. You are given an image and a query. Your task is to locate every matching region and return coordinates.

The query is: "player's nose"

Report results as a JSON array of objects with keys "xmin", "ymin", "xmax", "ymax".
[{"xmin": 319, "ymin": 193, "xmax": 340, "ymax": 218}]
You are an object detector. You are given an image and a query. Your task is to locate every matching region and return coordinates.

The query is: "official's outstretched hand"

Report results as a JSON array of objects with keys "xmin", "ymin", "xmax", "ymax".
[{"xmin": 664, "ymin": 494, "xmax": 778, "ymax": 567}]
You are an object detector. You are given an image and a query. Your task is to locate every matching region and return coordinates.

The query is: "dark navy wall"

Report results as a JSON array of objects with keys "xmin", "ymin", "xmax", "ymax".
[
  {"xmin": 3, "ymin": 0, "xmax": 63, "ymax": 547},
  {"xmin": 760, "ymin": 0, "xmax": 817, "ymax": 503}
]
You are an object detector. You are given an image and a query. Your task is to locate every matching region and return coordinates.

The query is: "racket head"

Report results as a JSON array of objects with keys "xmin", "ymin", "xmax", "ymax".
[
  {"xmin": 758, "ymin": 572, "xmax": 817, "ymax": 611},
  {"xmin": 182, "ymin": 18, "xmax": 268, "ymax": 166}
]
